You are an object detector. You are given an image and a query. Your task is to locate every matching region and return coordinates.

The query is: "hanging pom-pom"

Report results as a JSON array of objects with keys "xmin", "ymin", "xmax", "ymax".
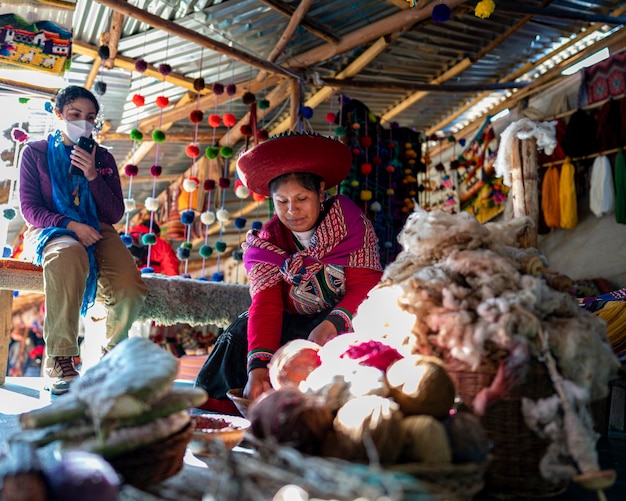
[
  {"xmin": 258, "ymin": 98, "xmax": 270, "ymax": 110},
  {"xmin": 459, "ymin": 138, "xmax": 466, "ymax": 147},
  {"xmin": 300, "ymin": 106, "xmax": 314, "ymax": 119},
  {"xmin": 2, "ymin": 207, "xmax": 16, "ymax": 220},
  {"xmin": 18, "ymin": 97, "xmax": 30, "ymax": 104},
  {"xmin": 240, "ymin": 124, "xmax": 253, "ymax": 137},
  {"xmin": 325, "ymin": 112, "xmax": 336, "ymax": 123},
  {"xmin": 360, "ymin": 190, "xmax": 373, "ymax": 201},
  {"xmin": 215, "ymin": 241, "xmax": 227, "ymax": 253},
  {"xmin": 98, "ymin": 45, "xmax": 110, "ymax": 59},
  {"xmin": 123, "ymin": 198, "xmax": 136, "ymax": 212},
  {"xmin": 234, "ymin": 217, "xmax": 247, "ymax": 230},
  {"xmin": 234, "ymin": 180, "xmax": 249, "ymax": 199},
  {"xmin": 212, "ymin": 82, "xmax": 224, "ymax": 95},
  {"xmin": 158, "ymin": 63, "xmax": 172, "ymax": 77},
  {"xmin": 334, "ymin": 125, "xmax": 346, "ymax": 136},
  {"xmin": 130, "ymin": 128, "xmax": 144, "ymax": 142},
  {"xmin": 435, "ymin": 162, "xmax": 446, "ymax": 172},
  {"xmin": 11, "ymin": 127, "xmax": 28, "ymax": 143},
  {"xmin": 212, "ymin": 272, "xmax": 225, "ymax": 282},
  {"xmin": 360, "ymin": 163, "xmax": 373, "ymax": 175},
  {"xmin": 257, "ymin": 129, "xmax": 269, "ymax": 142},
  {"xmin": 205, "ymin": 145, "xmax": 220, "ymax": 159},
  {"xmin": 218, "ymin": 177, "xmax": 231, "ymax": 189},
  {"xmin": 177, "ymin": 247, "xmax": 191, "ymax": 260},
  {"xmin": 352, "ymin": 147, "xmax": 361, "ymax": 155},
  {"xmin": 208, "ymin": 113, "xmax": 221, "ymax": 128},
  {"xmin": 156, "ymin": 96, "xmax": 170, "ymax": 109},
  {"xmin": 450, "ymin": 159, "xmax": 460, "ymax": 170},
  {"xmin": 141, "ymin": 267, "xmax": 155, "ymax": 274},
  {"xmin": 216, "ymin": 209, "xmax": 230, "ymax": 222},
  {"xmin": 193, "ymin": 78, "xmax": 205, "ymax": 92},
  {"xmin": 432, "ymin": 3, "xmax": 452, "ymax": 22},
  {"xmin": 189, "ymin": 109, "xmax": 204, "ymax": 123},
  {"xmin": 132, "ymin": 94, "xmax": 145, "ymax": 107},
  {"xmin": 121, "ymin": 234, "xmax": 133, "ymax": 247},
  {"xmin": 360, "ymin": 136, "xmax": 373, "ymax": 148},
  {"xmin": 370, "ymin": 201, "xmax": 382, "ymax": 212},
  {"xmin": 386, "ymin": 188, "xmax": 394, "ymax": 196},
  {"xmin": 475, "ymin": 0, "xmax": 495, "ymax": 19},
  {"xmin": 150, "ymin": 164, "xmax": 162, "ymax": 177},
  {"xmin": 183, "ymin": 177, "xmax": 199, "ymax": 192},
  {"xmin": 134, "ymin": 58, "xmax": 148, "ymax": 73},
  {"xmin": 199, "ymin": 244, "xmax": 213, "ymax": 258},
  {"xmin": 252, "ymin": 193, "xmax": 265, "ymax": 202},
  {"xmin": 226, "ymin": 83, "xmax": 236, "ymax": 96},
  {"xmin": 386, "ymin": 165, "xmax": 395, "ymax": 173},
  {"xmin": 94, "ymin": 81, "xmax": 107, "ymax": 96},
  {"xmin": 44, "ymin": 101, "xmax": 53, "ymax": 113},
  {"xmin": 152, "ymin": 130, "xmax": 166, "ymax": 143},
  {"xmin": 251, "ymin": 221, "xmax": 263, "ymax": 230},
  {"xmin": 145, "ymin": 197, "xmax": 160, "ymax": 211},
  {"xmin": 352, "ymin": 123, "xmax": 361, "ymax": 130},
  {"xmin": 222, "ymin": 113, "xmax": 237, "ymax": 127},
  {"xmin": 220, "ymin": 146, "xmax": 233, "ymax": 158},
  {"xmin": 185, "ymin": 143, "xmax": 201, "ymax": 158},
  {"xmin": 200, "ymin": 210, "xmax": 216, "ymax": 225},
  {"xmin": 242, "ymin": 91, "xmax": 256, "ymax": 105},
  {"xmin": 372, "ymin": 155, "xmax": 383, "ymax": 166},
  {"xmin": 447, "ymin": 135, "xmax": 456, "ymax": 143},
  {"xmin": 181, "ymin": 210, "xmax": 195, "ymax": 225},
  {"xmin": 204, "ymin": 179, "xmax": 216, "ymax": 191},
  {"xmin": 232, "ymin": 250, "xmax": 244, "ymax": 262},
  {"xmin": 125, "ymin": 164, "xmax": 139, "ymax": 177},
  {"xmin": 142, "ymin": 233, "xmax": 157, "ymax": 246}
]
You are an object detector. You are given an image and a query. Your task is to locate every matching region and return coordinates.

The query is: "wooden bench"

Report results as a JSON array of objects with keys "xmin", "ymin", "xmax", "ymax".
[{"xmin": 0, "ymin": 258, "xmax": 251, "ymax": 385}]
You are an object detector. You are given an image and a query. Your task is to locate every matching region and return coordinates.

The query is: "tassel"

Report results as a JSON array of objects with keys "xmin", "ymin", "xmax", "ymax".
[
  {"xmin": 541, "ymin": 166, "xmax": 561, "ymax": 228},
  {"xmin": 475, "ymin": 0, "xmax": 495, "ymax": 19},
  {"xmin": 559, "ymin": 157, "xmax": 578, "ymax": 229}
]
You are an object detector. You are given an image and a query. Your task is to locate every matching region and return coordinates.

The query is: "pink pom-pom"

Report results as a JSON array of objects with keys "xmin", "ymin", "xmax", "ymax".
[
  {"xmin": 132, "ymin": 94, "xmax": 145, "ymax": 107},
  {"xmin": 124, "ymin": 164, "xmax": 139, "ymax": 177},
  {"xmin": 11, "ymin": 128, "xmax": 28, "ymax": 143},
  {"xmin": 150, "ymin": 164, "xmax": 162, "ymax": 177},
  {"xmin": 156, "ymin": 96, "xmax": 169, "ymax": 109},
  {"xmin": 222, "ymin": 113, "xmax": 237, "ymax": 127},
  {"xmin": 208, "ymin": 114, "xmax": 221, "ymax": 128}
]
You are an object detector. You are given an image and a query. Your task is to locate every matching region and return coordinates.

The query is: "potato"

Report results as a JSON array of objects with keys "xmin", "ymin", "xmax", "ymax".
[{"xmin": 386, "ymin": 355, "xmax": 455, "ymax": 419}]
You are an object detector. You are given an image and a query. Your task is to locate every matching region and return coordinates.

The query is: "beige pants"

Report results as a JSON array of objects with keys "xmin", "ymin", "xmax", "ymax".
[{"xmin": 23, "ymin": 223, "xmax": 147, "ymax": 356}]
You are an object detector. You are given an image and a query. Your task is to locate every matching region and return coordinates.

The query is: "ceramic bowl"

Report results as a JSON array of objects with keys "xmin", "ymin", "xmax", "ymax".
[
  {"xmin": 226, "ymin": 388, "xmax": 253, "ymax": 418},
  {"xmin": 188, "ymin": 414, "xmax": 250, "ymax": 456}
]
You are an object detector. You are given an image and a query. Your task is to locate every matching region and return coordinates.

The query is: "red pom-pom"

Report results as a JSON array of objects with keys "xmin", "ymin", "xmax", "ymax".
[
  {"xmin": 240, "ymin": 124, "xmax": 253, "ymax": 136},
  {"xmin": 150, "ymin": 164, "xmax": 162, "ymax": 177},
  {"xmin": 189, "ymin": 109, "xmax": 203, "ymax": 123},
  {"xmin": 256, "ymin": 129, "xmax": 269, "ymax": 141},
  {"xmin": 185, "ymin": 144, "xmax": 200, "ymax": 158},
  {"xmin": 386, "ymin": 165, "xmax": 395, "ymax": 173},
  {"xmin": 218, "ymin": 177, "xmax": 231, "ymax": 189},
  {"xmin": 325, "ymin": 112, "xmax": 336, "ymax": 123},
  {"xmin": 222, "ymin": 113, "xmax": 236, "ymax": 127},
  {"xmin": 124, "ymin": 164, "xmax": 139, "ymax": 177},
  {"xmin": 132, "ymin": 94, "xmax": 145, "ymax": 107},
  {"xmin": 208, "ymin": 114, "xmax": 221, "ymax": 128},
  {"xmin": 360, "ymin": 136, "xmax": 373, "ymax": 148},
  {"xmin": 252, "ymin": 192, "xmax": 266, "ymax": 202},
  {"xmin": 360, "ymin": 163, "xmax": 372, "ymax": 175},
  {"xmin": 204, "ymin": 179, "xmax": 216, "ymax": 191},
  {"xmin": 372, "ymin": 155, "xmax": 383, "ymax": 166},
  {"xmin": 387, "ymin": 141, "xmax": 396, "ymax": 149},
  {"xmin": 352, "ymin": 147, "xmax": 360, "ymax": 155},
  {"xmin": 156, "ymin": 96, "xmax": 170, "ymax": 109}
]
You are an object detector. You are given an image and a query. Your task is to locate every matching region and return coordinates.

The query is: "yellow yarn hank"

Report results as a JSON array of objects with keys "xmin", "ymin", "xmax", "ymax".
[
  {"xmin": 559, "ymin": 157, "xmax": 578, "ymax": 229},
  {"xmin": 541, "ymin": 165, "xmax": 561, "ymax": 228},
  {"xmin": 475, "ymin": 0, "xmax": 495, "ymax": 19},
  {"xmin": 594, "ymin": 301, "xmax": 626, "ymax": 347}
]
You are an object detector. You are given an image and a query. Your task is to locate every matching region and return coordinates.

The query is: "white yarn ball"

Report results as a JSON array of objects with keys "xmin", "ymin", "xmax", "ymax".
[
  {"xmin": 144, "ymin": 197, "xmax": 160, "ymax": 212},
  {"xmin": 216, "ymin": 209, "xmax": 230, "ymax": 222},
  {"xmin": 200, "ymin": 210, "xmax": 216, "ymax": 225},
  {"xmin": 124, "ymin": 198, "xmax": 136, "ymax": 212},
  {"xmin": 370, "ymin": 201, "xmax": 382, "ymax": 213},
  {"xmin": 235, "ymin": 185, "xmax": 250, "ymax": 199},
  {"xmin": 183, "ymin": 178, "xmax": 198, "ymax": 192}
]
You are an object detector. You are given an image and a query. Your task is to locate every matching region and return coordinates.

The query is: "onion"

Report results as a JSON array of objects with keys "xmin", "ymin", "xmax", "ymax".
[{"xmin": 46, "ymin": 451, "xmax": 120, "ymax": 501}]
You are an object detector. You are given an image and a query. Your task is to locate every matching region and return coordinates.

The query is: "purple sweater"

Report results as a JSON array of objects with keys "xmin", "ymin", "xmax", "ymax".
[{"xmin": 19, "ymin": 139, "xmax": 125, "ymax": 229}]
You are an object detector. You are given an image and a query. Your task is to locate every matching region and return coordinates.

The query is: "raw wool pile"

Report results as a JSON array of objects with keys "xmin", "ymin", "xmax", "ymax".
[
  {"xmin": 353, "ymin": 207, "xmax": 620, "ymax": 483},
  {"xmin": 137, "ymin": 274, "xmax": 251, "ymax": 328}
]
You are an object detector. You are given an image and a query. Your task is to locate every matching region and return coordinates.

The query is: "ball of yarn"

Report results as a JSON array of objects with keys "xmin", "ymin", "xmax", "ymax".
[
  {"xmin": 334, "ymin": 125, "xmax": 346, "ymax": 136},
  {"xmin": 200, "ymin": 210, "xmax": 216, "ymax": 225},
  {"xmin": 132, "ymin": 94, "xmax": 145, "ymax": 107},
  {"xmin": 155, "ymin": 96, "xmax": 169, "ymax": 109},
  {"xmin": 177, "ymin": 247, "xmax": 191, "ymax": 260},
  {"xmin": 120, "ymin": 234, "xmax": 133, "ymax": 247},
  {"xmin": 212, "ymin": 82, "xmax": 224, "ymax": 95},
  {"xmin": 134, "ymin": 58, "xmax": 148, "ymax": 73},
  {"xmin": 180, "ymin": 210, "xmax": 195, "ymax": 225},
  {"xmin": 123, "ymin": 198, "xmax": 136, "ymax": 212},
  {"xmin": 216, "ymin": 209, "xmax": 230, "ymax": 222},
  {"xmin": 144, "ymin": 197, "xmax": 160, "ymax": 212},
  {"xmin": 185, "ymin": 144, "xmax": 200, "ymax": 159},
  {"xmin": 215, "ymin": 241, "xmax": 227, "ymax": 253},
  {"xmin": 158, "ymin": 63, "xmax": 172, "ymax": 76},
  {"xmin": 226, "ymin": 83, "xmax": 236, "ymax": 96},
  {"xmin": 129, "ymin": 129, "xmax": 143, "ymax": 142},
  {"xmin": 183, "ymin": 177, "xmax": 199, "ymax": 192},
  {"xmin": 222, "ymin": 113, "xmax": 236, "ymax": 128},
  {"xmin": 93, "ymin": 81, "xmax": 107, "ymax": 96},
  {"xmin": 142, "ymin": 233, "xmax": 157, "ymax": 246},
  {"xmin": 205, "ymin": 146, "xmax": 220, "ymax": 159},
  {"xmin": 199, "ymin": 245, "xmax": 213, "ymax": 258},
  {"xmin": 141, "ymin": 267, "xmax": 155, "ymax": 274},
  {"xmin": 152, "ymin": 130, "xmax": 166, "ymax": 143},
  {"xmin": 251, "ymin": 220, "xmax": 263, "ymax": 230},
  {"xmin": 234, "ymin": 182, "xmax": 249, "ymax": 199},
  {"xmin": 232, "ymin": 250, "xmax": 244, "ymax": 262},
  {"xmin": 218, "ymin": 177, "xmax": 230, "ymax": 189},
  {"xmin": 234, "ymin": 217, "xmax": 247, "ymax": 230},
  {"xmin": 208, "ymin": 113, "xmax": 221, "ymax": 128},
  {"xmin": 124, "ymin": 164, "xmax": 139, "ymax": 177},
  {"xmin": 203, "ymin": 179, "xmax": 216, "ymax": 191},
  {"xmin": 257, "ymin": 98, "xmax": 270, "ymax": 110},
  {"xmin": 189, "ymin": 109, "xmax": 204, "ymax": 124},
  {"xmin": 149, "ymin": 164, "xmax": 162, "ymax": 177},
  {"xmin": 220, "ymin": 146, "xmax": 233, "ymax": 158}
]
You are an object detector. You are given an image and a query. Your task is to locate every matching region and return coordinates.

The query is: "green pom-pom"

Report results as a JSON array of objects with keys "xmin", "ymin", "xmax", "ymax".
[
  {"xmin": 152, "ymin": 130, "xmax": 166, "ymax": 143},
  {"xmin": 220, "ymin": 146, "xmax": 233, "ymax": 158},
  {"xmin": 181, "ymin": 241, "xmax": 193, "ymax": 249},
  {"xmin": 258, "ymin": 98, "xmax": 270, "ymax": 110},
  {"xmin": 334, "ymin": 125, "xmax": 346, "ymax": 136},
  {"xmin": 215, "ymin": 241, "xmax": 227, "ymax": 253},
  {"xmin": 199, "ymin": 245, "xmax": 213, "ymax": 258},
  {"xmin": 205, "ymin": 146, "xmax": 220, "ymax": 159},
  {"xmin": 130, "ymin": 128, "xmax": 143, "ymax": 141},
  {"xmin": 142, "ymin": 233, "xmax": 157, "ymax": 246},
  {"xmin": 18, "ymin": 97, "xmax": 30, "ymax": 104},
  {"xmin": 3, "ymin": 207, "xmax": 16, "ymax": 220}
]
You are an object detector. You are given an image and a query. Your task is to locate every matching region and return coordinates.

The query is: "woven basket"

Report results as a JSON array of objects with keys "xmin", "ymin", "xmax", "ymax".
[
  {"xmin": 107, "ymin": 423, "xmax": 192, "ymax": 488},
  {"xmin": 390, "ymin": 460, "xmax": 488, "ymax": 501},
  {"xmin": 444, "ymin": 355, "xmax": 568, "ymax": 498}
]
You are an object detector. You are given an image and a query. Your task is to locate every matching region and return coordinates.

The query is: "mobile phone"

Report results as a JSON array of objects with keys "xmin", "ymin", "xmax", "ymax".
[{"xmin": 69, "ymin": 136, "xmax": 95, "ymax": 176}]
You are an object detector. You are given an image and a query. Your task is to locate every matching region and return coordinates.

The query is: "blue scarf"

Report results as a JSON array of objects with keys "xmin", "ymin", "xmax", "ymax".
[{"xmin": 36, "ymin": 131, "xmax": 99, "ymax": 315}]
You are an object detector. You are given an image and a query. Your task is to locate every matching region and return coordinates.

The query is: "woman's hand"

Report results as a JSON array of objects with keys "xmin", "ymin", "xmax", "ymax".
[
  {"xmin": 308, "ymin": 319, "xmax": 338, "ymax": 346},
  {"xmin": 244, "ymin": 367, "xmax": 272, "ymax": 400},
  {"xmin": 66, "ymin": 221, "xmax": 102, "ymax": 247},
  {"xmin": 70, "ymin": 143, "xmax": 97, "ymax": 181}
]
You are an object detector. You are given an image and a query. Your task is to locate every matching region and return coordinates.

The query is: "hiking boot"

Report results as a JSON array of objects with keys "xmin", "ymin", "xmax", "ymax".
[{"xmin": 45, "ymin": 356, "xmax": 79, "ymax": 395}]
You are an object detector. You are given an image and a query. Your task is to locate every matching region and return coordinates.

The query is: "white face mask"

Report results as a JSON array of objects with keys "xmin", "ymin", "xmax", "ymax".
[{"xmin": 62, "ymin": 119, "xmax": 94, "ymax": 144}]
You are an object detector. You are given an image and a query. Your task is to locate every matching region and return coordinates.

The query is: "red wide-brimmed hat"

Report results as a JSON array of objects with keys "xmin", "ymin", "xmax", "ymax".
[{"xmin": 236, "ymin": 131, "xmax": 352, "ymax": 197}]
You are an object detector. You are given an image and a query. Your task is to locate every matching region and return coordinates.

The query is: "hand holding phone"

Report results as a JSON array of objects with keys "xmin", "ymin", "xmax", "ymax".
[{"xmin": 70, "ymin": 136, "xmax": 95, "ymax": 176}]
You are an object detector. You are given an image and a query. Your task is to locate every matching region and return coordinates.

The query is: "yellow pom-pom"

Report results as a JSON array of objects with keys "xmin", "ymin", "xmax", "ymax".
[
  {"xmin": 475, "ymin": 0, "xmax": 495, "ymax": 19},
  {"xmin": 360, "ymin": 190, "xmax": 373, "ymax": 201}
]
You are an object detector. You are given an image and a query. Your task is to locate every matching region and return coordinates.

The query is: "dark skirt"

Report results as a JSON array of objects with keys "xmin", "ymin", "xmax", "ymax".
[{"xmin": 194, "ymin": 308, "xmax": 330, "ymax": 414}]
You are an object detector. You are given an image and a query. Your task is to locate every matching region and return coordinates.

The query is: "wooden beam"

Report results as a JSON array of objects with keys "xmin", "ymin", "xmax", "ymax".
[
  {"xmin": 257, "ymin": 0, "xmax": 340, "ymax": 44},
  {"xmin": 321, "ymin": 78, "xmax": 529, "ymax": 93},
  {"xmin": 104, "ymin": 11, "xmax": 124, "ymax": 69},
  {"xmin": 93, "ymin": 0, "xmax": 302, "ymax": 79}
]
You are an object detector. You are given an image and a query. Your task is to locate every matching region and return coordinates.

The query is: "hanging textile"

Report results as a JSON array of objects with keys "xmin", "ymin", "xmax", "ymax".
[
  {"xmin": 559, "ymin": 157, "xmax": 577, "ymax": 229},
  {"xmin": 615, "ymin": 149, "xmax": 626, "ymax": 224},
  {"xmin": 541, "ymin": 165, "xmax": 561, "ymax": 228},
  {"xmin": 583, "ymin": 49, "xmax": 626, "ymax": 105},
  {"xmin": 589, "ymin": 155, "xmax": 615, "ymax": 218},
  {"xmin": 0, "ymin": 1, "xmax": 75, "ymax": 75}
]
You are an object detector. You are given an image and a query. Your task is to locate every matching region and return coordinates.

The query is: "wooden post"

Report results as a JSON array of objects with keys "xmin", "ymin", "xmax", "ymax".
[
  {"xmin": 0, "ymin": 290, "xmax": 13, "ymax": 385},
  {"xmin": 509, "ymin": 135, "xmax": 539, "ymax": 248}
]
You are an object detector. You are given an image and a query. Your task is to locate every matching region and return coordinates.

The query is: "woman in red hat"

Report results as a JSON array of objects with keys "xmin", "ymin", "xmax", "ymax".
[{"xmin": 195, "ymin": 132, "xmax": 383, "ymax": 413}]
